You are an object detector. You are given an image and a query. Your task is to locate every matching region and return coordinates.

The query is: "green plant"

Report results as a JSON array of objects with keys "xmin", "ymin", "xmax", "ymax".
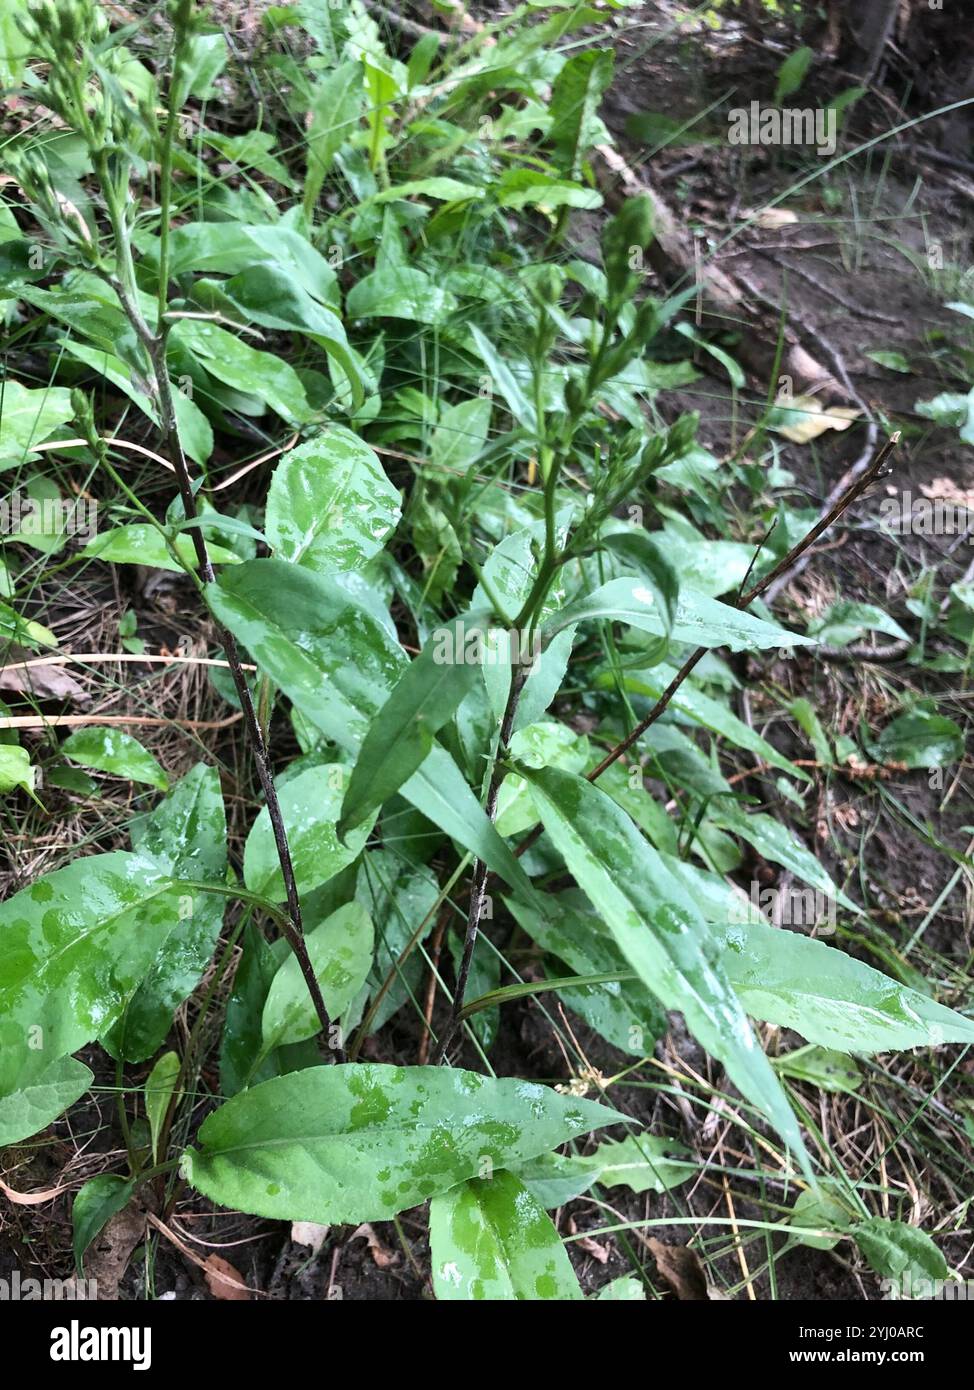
[{"xmin": 0, "ymin": 0, "xmax": 971, "ymax": 1300}]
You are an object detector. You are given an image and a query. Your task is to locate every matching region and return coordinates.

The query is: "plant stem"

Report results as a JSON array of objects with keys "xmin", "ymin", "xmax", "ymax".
[
  {"xmin": 90, "ymin": 67, "xmax": 342, "ymax": 1061},
  {"xmin": 433, "ymin": 666, "xmax": 527, "ymax": 1063},
  {"xmin": 596, "ymin": 432, "xmax": 902, "ymax": 780},
  {"xmin": 513, "ymin": 432, "xmax": 901, "ymax": 860}
]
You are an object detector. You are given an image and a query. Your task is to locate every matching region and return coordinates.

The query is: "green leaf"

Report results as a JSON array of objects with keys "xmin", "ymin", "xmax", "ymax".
[
  {"xmin": 0, "ymin": 852, "xmax": 189, "ymax": 1102},
  {"xmin": 600, "ymin": 530, "xmax": 679, "ymax": 628},
  {"xmin": 304, "ymin": 60, "xmax": 363, "ymax": 215},
  {"xmin": 174, "ymin": 319, "xmax": 314, "ymax": 427},
  {"xmin": 616, "ymin": 663, "xmax": 808, "ymax": 781},
  {"xmin": 915, "ymin": 388, "xmax": 974, "ymax": 445},
  {"xmin": 711, "ymin": 804, "xmax": 855, "ymax": 910},
  {"xmin": 789, "ymin": 1189, "xmax": 851, "ymax": 1251},
  {"xmin": 523, "ymin": 766, "xmax": 812, "ymax": 1176},
  {"xmin": 495, "ymin": 168, "xmax": 602, "ymax": 212},
  {"xmin": 0, "ymin": 380, "xmax": 73, "ymax": 469},
  {"xmin": 197, "ymin": 266, "xmax": 365, "ymax": 408},
  {"xmin": 208, "ymin": 560, "xmax": 405, "ymax": 751},
  {"xmin": 61, "ymin": 727, "xmax": 168, "ymax": 791},
  {"xmin": 102, "ymin": 764, "xmax": 227, "ymax": 1062},
  {"xmin": 373, "ymin": 177, "xmax": 484, "ymax": 204},
  {"xmin": 872, "ymin": 709, "xmax": 964, "ymax": 769},
  {"xmin": 429, "ymin": 397, "xmax": 491, "ymax": 477},
  {"xmin": 347, "ymin": 267, "xmax": 457, "ymax": 325},
  {"xmin": 467, "ymin": 325, "xmax": 537, "ymax": 431},
  {"xmin": 182, "ymin": 1063, "xmax": 621, "ymax": 1224},
  {"xmin": 774, "ymin": 46, "xmax": 813, "ymax": 103},
  {"xmin": 430, "ymin": 1170, "xmax": 583, "ymax": 1300},
  {"xmin": 866, "ymin": 350, "xmax": 910, "ymax": 374},
  {"xmin": 72, "ymin": 1175, "xmax": 137, "ymax": 1275},
  {"xmin": 549, "ymin": 49, "xmax": 614, "ymax": 177},
  {"xmin": 243, "ymin": 764, "xmax": 375, "ymax": 901},
  {"xmin": 0, "ymin": 597, "xmax": 57, "ymax": 650},
  {"xmin": 145, "ymin": 1050, "xmax": 180, "ymax": 1163},
  {"xmin": 261, "ymin": 903, "xmax": 374, "ymax": 1049},
  {"xmin": 854, "ymin": 1219, "xmax": 947, "ymax": 1288},
  {"xmin": 597, "ymin": 1276, "xmax": 646, "ymax": 1300},
  {"xmin": 520, "ymin": 1134, "xmax": 695, "ymax": 1208},
  {"xmin": 774, "ymin": 1045, "xmax": 862, "ymax": 1094},
  {"xmin": 545, "ymin": 578, "xmax": 814, "ymax": 653},
  {"xmin": 82, "ymin": 523, "xmax": 241, "ymax": 572},
  {"xmin": 0, "ymin": 1056, "xmax": 93, "ymax": 1147},
  {"xmin": 506, "ymin": 892, "xmax": 665, "ymax": 1057},
  {"xmin": 208, "ymin": 562, "xmax": 533, "ymax": 894},
  {"xmin": 339, "ymin": 615, "xmax": 484, "ymax": 836},
  {"xmin": 159, "ymin": 224, "xmax": 339, "ymax": 303},
  {"xmin": 60, "ymin": 341, "xmax": 213, "ymax": 465},
  {"xmin": 221, "ymin": 923, "xmax": 280, "ymax": 1096},
  {"xmin": 352, "ymin": 850, "xmax": 440, "ymax": 1034},
  {"xmin": 715, "ymin": 918, "xmax": 974, "ymax": 1053},
  {"xmin": 0, "ymin": 745, "xmax": 36, "ymax": 798},
  {"xmin": 265, "ymin": 429, "xmax": 401, "ymax": 572},
  {"xmin": 809, "ymin": 600, "xmax": 909, "ymax": 647}
]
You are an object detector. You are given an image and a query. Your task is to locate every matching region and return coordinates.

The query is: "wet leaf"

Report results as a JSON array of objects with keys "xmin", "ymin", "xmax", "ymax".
[
  {"xmin": 266, "ymin": 429, "xmax": 400, "ymax": 573},
  {"xmin": 524, "ymin": 766, "xmax": 812, "ymax": 1177},
  {"xmin": 261, "ymin": 902, "xmax": 374, "ymax": 1049},
  {"xmin": 183, "ymin": 1064, "xmax": 621, "ymax": 1225},
  {"xmin": 0, "ymin": 852, "xmax": 190, "ymax": 1104},
  {"xmin": 243, "ymin": 764, "xmax": 375, "ymax": 901},
  {"xmin": 103, "ymin": 765, "xmax": 227, "ymax": 1062},
  {"xmin": 430, "ymin": 1169, "xmax": 582, "ymax": 1300},
  {"xmin": 61, "ymin": 726, "xmax": 168, "ymax": 791}
]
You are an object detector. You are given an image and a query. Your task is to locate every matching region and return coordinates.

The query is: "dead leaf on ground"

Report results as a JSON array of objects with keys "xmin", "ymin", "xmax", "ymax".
[
  {"xmin": 920, "ymin": 478, "xmax": 974, "ymax": 511},
  {"xmin": 566, "ymin": 1214, "xmax": 611, "ymax": 1264},
  {"xmin": 752, "ymin": 207, "xmax": 799, "ymax": 229},
  {"xmin": 0, "ymin": 659, "xmax": 89, "ymax": 703},
  {"xmin": 291, "ymin": 1221, "xmax": 330, "ymax": 1255},
  {"xmin": 646, "ymin": 1237, "xmax": 709, "ymax": 1300},
  {"xmin": 350, "ymin": 1223, "xmax": 398, "ymax": 1269},
  {"xmin": 83, "ymin": 1198, "xmax": 147, "ymax": 1300},
  {"xmin": 772, "ymin": 394, "xmax": 861, "ymax": 444},
  {"xmin": 203, "ymin": 1254, "xmax": 252, "ymax": 1301}
]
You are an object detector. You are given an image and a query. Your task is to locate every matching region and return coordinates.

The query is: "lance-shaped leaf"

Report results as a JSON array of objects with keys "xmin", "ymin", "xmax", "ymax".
[
  {"xmin": 265, "ymin": 429, "xmax": 401, "ymax": 573},
  {"xmin": 182, "ymin": 1063, "xmax": 621, "ymax": 1225},
  {"xmin": 549, "ymin": 49, "xmax": 614, "ymax": 178},
  {"xmin": 506, "ymin": 892, "xmax": 665, "ymax": 1057},
  {"xmin": 102, "ymin": 764, "xmax": 228, "ymax": 1062},
  {"xmin": 261, "ymin": 902, "xmax": 374, "ymax": 1050},
  {"xmin": 523, "ymin": 766, "xmax": 812, "ymax": 1176},
  {"xmin": 243, "ymin": 764, "xmax": 375, "ymax": 901},
  {"xmin": 145, "ymin": 1051, "xmax": 181, "ymax": 1164},
  {"xmin": 544, "ymin": 577, "xmax": 815, "ymax": 653},
  {"xmin": 430, "ymin": 1169, "xmax": 583, "ymax": 1301},
  {"xmin": 208, "ymin": 562, "xmax": 533, "ymax": 894},
  {"xmin": 338, "ymin": 615, "xmax": 485, "ymax": 837},
  {"xmin": 0, "ymin": 852, "xmax": 187, "ymax": 1100},
  {"xmin": 609, "ymin": 663, "xmax": 807, "ymax": 781},
  {"xmin": 715, "ymin": 918, "xmax": 974, "ymax": 1054}
]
